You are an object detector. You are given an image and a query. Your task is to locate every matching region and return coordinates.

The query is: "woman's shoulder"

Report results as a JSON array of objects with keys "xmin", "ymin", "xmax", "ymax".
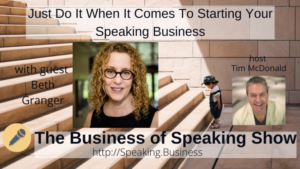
[
  {"xmin": 145, "ymin": 104, "xmax": 157, "ymax": 117},
  {"xmin": 145, "ymin": 104, "xmax": 157, "ymax": 120},
  {"xmin": 147, "ymin": 104, "xmax": 157, "ymax": 113},
  {"xmin": 147, "ymin": 105, "xmax": 158, "ymax": 128}
]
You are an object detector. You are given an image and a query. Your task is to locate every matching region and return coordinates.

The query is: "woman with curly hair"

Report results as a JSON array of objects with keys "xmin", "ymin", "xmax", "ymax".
[{"xmin": 83, "ymin": 43, "xmax": 158, "ymax": 128}]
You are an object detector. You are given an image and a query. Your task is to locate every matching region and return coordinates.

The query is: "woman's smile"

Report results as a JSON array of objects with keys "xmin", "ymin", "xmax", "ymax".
[{"xmin": 111, "ymin": 87, "xmax": 123, "ymax": 92}]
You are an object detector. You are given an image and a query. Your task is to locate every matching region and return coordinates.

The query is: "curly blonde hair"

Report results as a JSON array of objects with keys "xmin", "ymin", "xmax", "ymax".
[{"xmin": 89, "ymin": 43, "xmax": 150, "ymax": 121}]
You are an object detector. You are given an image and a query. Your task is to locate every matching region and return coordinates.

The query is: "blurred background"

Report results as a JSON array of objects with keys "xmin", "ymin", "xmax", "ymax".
[
  {"xmin": 73, "ymin": 42, "xmax": 158, "ymax": 128},
  {"xmin": 232, "ymin": 76, "xmax": 286, "ymax": 120}
]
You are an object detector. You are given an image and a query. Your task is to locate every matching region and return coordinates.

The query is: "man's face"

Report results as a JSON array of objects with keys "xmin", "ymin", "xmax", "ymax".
[{"xmin": 247, "ymin": 83, "xmax": 269, "ymax": 114}]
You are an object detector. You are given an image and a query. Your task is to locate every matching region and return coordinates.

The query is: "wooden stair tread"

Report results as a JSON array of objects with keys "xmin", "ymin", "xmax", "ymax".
[
  {"xmin": 0, "ymin": 0, "xmax": 26, "ymax": 7},
  {"xmin": 158, "ymin": 74, "xmax": 171, "ymax": 88},
  {"xmin": 0, "ymin": 43, "xmax": 72, "ymax": 51},
  {"xmin": 0, "ymin": 14, "xmax": 59, "ymax": 25},
  {"xmin": 0, "ymin": 68, "xmax": 72, "ymax": 101},
  {"xmin": 159, "ymin": 82, "xmax": 187, "ymax": 107},
  {"xmin": 0, "ymin": 34, "xmax": 90, "ymax": 47},
  {"xmin": 158, "ymin": 91, "xmax": 203, "ymax": 130},
  {"xmin": 0, "ymin": 6, "xmax": 28, "ymax": 16},
  {"xmin": 0, "ymin": 43, "xmax": 72, "ymax": 62},
  {"xmin": 0, "ymin": 84, "xmax": 72, "ymax": 129},
  {"xmin": 159, "ymin": 83, "xmax": 185, "ymax": 98},
  {"xmin": 33, "ymin": 106, "xmax": 72, "ymax": 123},
  {"xmin": 0, "ymin": 34, "xmax": 84, "ymax": 37},
  {"xmin": 133, "ymin": 99, "xmax": 211, "ymax": 169},
  {"xmin": 0, "ymin": 68, "xmax": 72, "ymax": 87},
  {"xmin": 0, "ymin": 25, "xmax": 76, "ymax": 35},
  {"xmin": 0, "ymin": 84, "xmax": 72, "ymax": 113},
  {"xmin": 0, "ymin": 54, "xmax": 72, "ymax": 67}
]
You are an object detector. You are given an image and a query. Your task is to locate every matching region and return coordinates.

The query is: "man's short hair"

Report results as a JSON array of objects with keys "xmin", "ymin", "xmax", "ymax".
[{"xmin": 246, "ymin": 76, "xmax": 268, "ymax": 95}]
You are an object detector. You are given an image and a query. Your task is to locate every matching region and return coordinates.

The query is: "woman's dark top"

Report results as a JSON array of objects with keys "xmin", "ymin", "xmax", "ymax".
[{"xmin": 90, "ymin": 105, "xmax": 157, "ymax": 128}]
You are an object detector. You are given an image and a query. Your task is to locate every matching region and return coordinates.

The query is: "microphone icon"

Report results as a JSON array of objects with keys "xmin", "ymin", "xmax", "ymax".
[{"xmin": 9, "ymin": 129, "xmax": 26, "ymax": 146}]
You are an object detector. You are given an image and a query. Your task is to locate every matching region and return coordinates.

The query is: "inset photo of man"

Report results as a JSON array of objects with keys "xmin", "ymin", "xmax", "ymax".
[{"xmin": 232, "ymin": 76, "xmax": 285, "ymax": 125}]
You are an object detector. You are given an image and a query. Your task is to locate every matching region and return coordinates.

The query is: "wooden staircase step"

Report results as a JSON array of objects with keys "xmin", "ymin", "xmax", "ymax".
[
  {"xmin": 0, "ymin": 43, "xmax": 72, "ymax": 62},
  {"xmin": 0, "ymin": 68, "xmax": 72, "ymax": 101},
  {"xmin": 0, "ymin": 54, "xmax": 72, "ymax": 79},
  {"xmin": 177, "ymin": 107, "xmax": 233, "ymax": 169},
  {"xmin": 0, "ymin": 6, "xmax": 28, "ymax": 16},
  {"xmin": 0, "ymin": 15, "xmax": 58, "ymax": 25},
  {"xmin": 133, "ymin": 99, "xmax": 211, "ymax": 169},
  {"xmin": 158, "ymin": 90, "xmax": 204, "ymax": 131},
  {"xmin": 158, "ymin": 74, "xmax": 171, "ymax": 88},
  {"xmin": 0, "ymin": 0, "xmax": 13, "ymax": 7},
  {"xmin": 0, "ymin": 84, "xmax": 72, "ymax": 129},
  {"xmin": 159, "ymin": 82, "xmax": 187, "ymax": 108},
  {"xmin": 0, "ymin": 34, "xmax": 89, "ymax": 47},
  {"xmin": 0, "ymin": 106, "xmax": 73, "ymax": 165},
  {"xmin": 0, "ymin": 0, "xmax": 26, "ymax": 8},
  {"xmin": 0, "ymin": 154, "xmax": 61, "ymax": 169},
  {"xmin": 174, "ymin": 98, "xmax": 210, "ymax": 131},
  {"xmin": 0, "ymin": 25, "xmax": 76, "ymax": 35},
  {"xmin": 33, "ymin": 106, "xmax": 73, "ymax": 131}
]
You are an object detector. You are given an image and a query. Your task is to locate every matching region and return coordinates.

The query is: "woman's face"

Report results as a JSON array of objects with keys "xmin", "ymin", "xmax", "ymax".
[{"xmin": 104, "ymin": 52, "xmax": 133, "ymax": 103}]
